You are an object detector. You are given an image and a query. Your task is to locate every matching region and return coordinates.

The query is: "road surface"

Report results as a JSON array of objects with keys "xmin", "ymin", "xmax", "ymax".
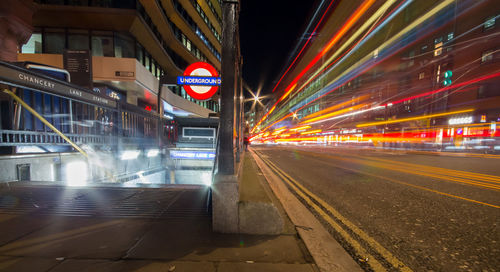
[{"xmin": 253, "ymin": 145, "xmax": 499, "ymax": 272}]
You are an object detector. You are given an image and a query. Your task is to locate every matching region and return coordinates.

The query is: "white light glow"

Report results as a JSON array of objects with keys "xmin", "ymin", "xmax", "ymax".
[
  {"xmin": 65, "ymin": 161, "xmax": 88, "ymax": 186},
  {"xmin": 147, "ymin": 149, "xmax": 159, "ymax": 157},
  {"xmin": 201, "ymin": 172, "xmax": 212, "ymax": 187},
  {"xmin": 121, "ymin": 150, "xmax": 140, "ymax": 160},
  {"xmin": 448, "ymin": 116, "xmax": 473, "ymax": 125}
]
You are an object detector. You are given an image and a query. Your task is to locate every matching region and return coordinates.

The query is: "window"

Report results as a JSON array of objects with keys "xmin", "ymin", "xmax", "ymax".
[
  {"xmin": 44, "ymin": 29, "xmax": 65, "ymax": 54},
  {"xmin": 481, "ymin": 50, "xmax": 494, "ymax": 63},
  {"xmin": 67, "ymin": 0, "xmax": 89, "ymax": 5},
  {"xmin": 68, "ymin": 30, "xmax": 89, "ymax": 50},
  {"xmin": 434, "ymin": 42, "xmax": 443, "ymax": 57},
  {"xmin": 91, "ymin": 32, "xmax": 113, "ymax": 57},
  {"xmin": 136, "ymin": 42, "xmax": 144, "ymax": 64},
  {"xmin": 114, "ymin": 33, "xmax": 134, "ymax": 58},
  {"xmin": 21, "ymin": 33, "xmax": 42, "ymax": 53},
  {"xmin": 145, "ymin": 53, "xmax": 150, "ymax": 70},
  {"xmin": 419, "ymin": 72, "xmax": 425, "ymax": 80},
  {"xmin": 484, "ymin": 16, "xmax": 496, "ymax": 30},
  {"xmin": 447, "ymin": 32, "xmax": 454, "ymax": 41}
]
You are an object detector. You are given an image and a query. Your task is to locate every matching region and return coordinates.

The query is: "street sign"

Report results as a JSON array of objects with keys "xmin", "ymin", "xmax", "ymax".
[{"xmin": 177, "ymin": 62, "xmax": 221, "ymax": 100}]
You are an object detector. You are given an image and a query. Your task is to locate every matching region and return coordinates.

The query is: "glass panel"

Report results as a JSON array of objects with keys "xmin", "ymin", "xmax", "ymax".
[
  {"xmin": 68, "ymin": 34, "xmax": 89, "ymax": 50},
  {"xmin": 136, "ymin": 43, "xmax": 144, "ymax": 63},
  {"xmin": 61, "ymin": 98, "xmax": 69, "ymax": 133},
  {"xmin": 43, "ymin": 94, "xmax": 52, "ymax": 127},
  {"xmin": 21, "ymin": 33, "xmax": 42, "ymax": 53},
  {"xmin": 34, "ymin": 92, "xmax": 44, "ymax": 131},
  {"xmin": 22, "ymin": 89, "xmax": 33, "ymax": 130},
  {"xmin": 53, "ymin": 96, "xmax": 61, "ymax": 131},
  {"xmin": 145, "ymin": 53, "xmax": 150, "ymax": 70},
  {"xmin": 114, "ymin": 33, "xmax": 134, "ymax": 58},
  {"xmin": 91, "ymin": 35, "xmax": 114, "ymax": 57},
  {"xmin": 67, "ymin": 0, "xmax": 89, "ymax": 6},
  {"xmin": 44, "ymin": 32, "xmax": 65, "ymax": 54}
]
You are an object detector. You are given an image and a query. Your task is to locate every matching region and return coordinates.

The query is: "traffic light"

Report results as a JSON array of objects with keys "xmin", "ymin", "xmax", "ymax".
[{"xmin": 443, "ymin": 70, "xmax": 452, "ymax": 86}]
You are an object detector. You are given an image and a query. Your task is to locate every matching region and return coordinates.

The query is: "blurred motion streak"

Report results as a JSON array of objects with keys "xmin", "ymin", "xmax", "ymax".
[{"xmin": 356, "ymin": 109, "xmax": 475, "ymax": 128}]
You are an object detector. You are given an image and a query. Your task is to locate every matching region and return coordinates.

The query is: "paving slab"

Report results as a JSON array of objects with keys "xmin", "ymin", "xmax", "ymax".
[
  {"xmin": 0, "ymin": 256, "xmax": 58, "ymax": 272},
  {"xmin": 218, "ymin": 262, "xmax": 318, "ymax": 272},
  {"xmin": 0, "ymin": 214, "xmax": 53, "ymax": 246},
  {"xmin": 0, "ymin": 216, "xmax": 150, "ymax": 259},
  {"xmin": 127, "ymin": 218, "xmax": 309, "ymax": 263},
  {"xmin": 48, "ymin": 259, "xmax": 216, "ymax": 272}
]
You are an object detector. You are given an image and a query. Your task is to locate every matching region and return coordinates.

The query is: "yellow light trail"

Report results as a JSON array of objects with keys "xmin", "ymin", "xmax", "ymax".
[
  {"xmin": 279, "ymin": 83, "xmax": 297, "ymax": 102},
  {"xmin": 292, "ymin": 0, "xmax": 457, "ymax": 126},
  {"xmin": 300, "ymin": 129, "xmax": 322, "ymax": 135},
  {"xmin": 295, "ymin": 0, "xmax": 398, "ymax": 97},
  {"xmin": 252, "ymin": 0, "xmax": 375, "ymax": 133},
  {"xmin": 289, "ymin": 125, "xmax": 311, "ymax": 131},
  {"xmin": 303, "ymin": 94, "xmax": 370, "ymax": 120},
  {"xmin": 356, "ymin": 109, "xmax": 474, "ymax": 128}
]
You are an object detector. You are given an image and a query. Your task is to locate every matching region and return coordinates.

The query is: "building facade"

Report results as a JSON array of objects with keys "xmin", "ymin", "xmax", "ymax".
[{"xmin": 18, "ymin": 0, "xmax": 221, "ymax": 117}]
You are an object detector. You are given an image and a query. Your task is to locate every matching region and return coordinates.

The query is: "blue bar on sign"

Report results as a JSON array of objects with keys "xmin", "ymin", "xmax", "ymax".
[
  {"xmin": 170, "ymin": 150, "xmax": 216, "ymax": 160},
  {"xmin": 177, "ymin": 76, "xmax": 221, "ymax": 86}
]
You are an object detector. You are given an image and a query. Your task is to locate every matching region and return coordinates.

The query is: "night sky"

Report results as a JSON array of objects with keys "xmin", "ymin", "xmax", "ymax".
[{"xmin": 239, "ymin": 1, "xmax": 320, "ymax": 98}]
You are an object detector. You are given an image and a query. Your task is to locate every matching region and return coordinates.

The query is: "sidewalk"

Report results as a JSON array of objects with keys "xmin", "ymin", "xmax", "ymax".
[{"xmin": 0, "ymin": 151, "xmax": 318, "ymax": 272}]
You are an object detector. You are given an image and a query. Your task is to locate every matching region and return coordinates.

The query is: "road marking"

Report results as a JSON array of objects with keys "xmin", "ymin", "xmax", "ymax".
[
  {"xmin": 256, "ymin": 151, "xmax": 413, "ymax": 272},
  {"xmin": 302, "ymin": 150, "xmax": 500, "ymax": 191},
  {"xmin": 296, "ymin": 150, "xmax": 500, "ymax": 209},
  {"xmin": 351, "ymin": 154, "xmax": 500, "ymax": 184}
]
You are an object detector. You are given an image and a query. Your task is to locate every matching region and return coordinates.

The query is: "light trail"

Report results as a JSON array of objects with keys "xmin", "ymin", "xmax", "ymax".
[
  {"xmin": 271, "ymin": 0, "xmax": 337, "ymax": 93},
  {"xmin": 301, "ymin": 104, "xmax": 367, "ymax": 124},
  {"xmin": 252, "ymin": 0, "xmax": 375, "ymax": 133},
  {"xmin": 356, "ymin": 109, "xmax": 474, "ymax": 128}
]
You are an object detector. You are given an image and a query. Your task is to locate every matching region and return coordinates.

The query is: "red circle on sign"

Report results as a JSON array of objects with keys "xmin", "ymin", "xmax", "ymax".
[{"xmin": 183, "ymin": 62, "xmax": 219, "ymax": 101}]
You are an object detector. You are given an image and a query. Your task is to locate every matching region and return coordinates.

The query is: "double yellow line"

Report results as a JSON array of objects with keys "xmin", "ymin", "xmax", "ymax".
[{"xmin": 255, "ymin": 151, "xmax": 413, "ymax": 272}]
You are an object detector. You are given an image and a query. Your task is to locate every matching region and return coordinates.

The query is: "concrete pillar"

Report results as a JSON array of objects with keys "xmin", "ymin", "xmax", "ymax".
[
  {"xmin": 213, "ymin": 0, "xmax": 240, "ymax": 233},
  {"xmin": 0, "ymin": 0, "xmax": 34, "ymax": 62}
]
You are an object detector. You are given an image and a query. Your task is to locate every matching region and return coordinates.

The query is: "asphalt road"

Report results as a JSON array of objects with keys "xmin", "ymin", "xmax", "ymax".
[{"xmin": 253, "ymin": 146, "xmax": 500, "ymax": 272}]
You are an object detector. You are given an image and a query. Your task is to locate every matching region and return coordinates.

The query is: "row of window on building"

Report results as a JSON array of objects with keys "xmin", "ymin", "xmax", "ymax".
[
  {"xmin": 21, "ymin": 28, "xmax": 168, "ymax": 80},
  {"xmin": 189, "ymin": 0, "xmax": 221, "ymax": 43},
  {"xmin": 169, "ymin": 0, "xmax": 221, "ymax": 61},
  {"xmin": 19, "ymin": 88, "xmax": 160, "ymax": 138}
]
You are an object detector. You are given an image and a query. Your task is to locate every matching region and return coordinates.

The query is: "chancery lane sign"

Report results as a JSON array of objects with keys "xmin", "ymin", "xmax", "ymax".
[
  {"xmin": 177, "ymin": 62, "xmax": 220, "ymax": 100},
  {"xmin": 0, "ymin": 62, "xmax": 116, "ymax": 108}
]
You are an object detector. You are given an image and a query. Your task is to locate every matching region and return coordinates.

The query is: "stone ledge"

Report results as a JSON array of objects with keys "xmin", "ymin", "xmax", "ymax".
[{"xmin": 238, "ymin": 150, "xmax": 284, "ymax": 234}]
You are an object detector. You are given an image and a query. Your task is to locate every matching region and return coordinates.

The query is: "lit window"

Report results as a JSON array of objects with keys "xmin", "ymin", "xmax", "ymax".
[
  {"xmin": 434, "ymin": 42, "xmax": 443, "ymax": 56},
  {"xmin": 419, "ymin": 72, "xmax": 425, "ymax": 80},
  {"xmin": 447, "ymin": 32, "xmax": 454, "ymax": 41},
  {"xmin": 481, "ymin": 50, "xmax": 494, "ymax": 63},
  {"xmin": 21, "ymin": 33, "xmax": 42, "ymax": 54},
  {"xmin": 484, "ymin": 17, "xmax": 496, "ymax": 29}
]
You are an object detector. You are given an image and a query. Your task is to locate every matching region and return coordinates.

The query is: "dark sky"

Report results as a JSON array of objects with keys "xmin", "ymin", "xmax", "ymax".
[{"xmin": 239, "ymin": 1, "xmax": 319, "ymax": 97}]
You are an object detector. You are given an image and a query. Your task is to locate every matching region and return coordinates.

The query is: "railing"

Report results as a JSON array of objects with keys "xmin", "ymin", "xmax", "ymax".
[{"xmin": 0, "ymin": 129, "xmax": 155, "ymax": 148}]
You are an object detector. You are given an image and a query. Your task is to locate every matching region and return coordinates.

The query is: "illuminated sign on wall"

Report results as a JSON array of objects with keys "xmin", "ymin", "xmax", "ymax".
[
  {"xmin": 177, "ymin": 62, "xmax": 220, "ymax": 100},
  {"xmin": 448, "ymin": 116, "xmax": 473, "ymax": 125},
  {"xmin": 170, "ymin": 150, "xmax": 215, "ymax": 160}
]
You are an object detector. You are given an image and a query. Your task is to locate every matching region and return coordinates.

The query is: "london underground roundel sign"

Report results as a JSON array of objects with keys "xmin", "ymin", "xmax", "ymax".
[{"xmin": 177, "ymin": 62, "xmax": 221, "ymax": 100}]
